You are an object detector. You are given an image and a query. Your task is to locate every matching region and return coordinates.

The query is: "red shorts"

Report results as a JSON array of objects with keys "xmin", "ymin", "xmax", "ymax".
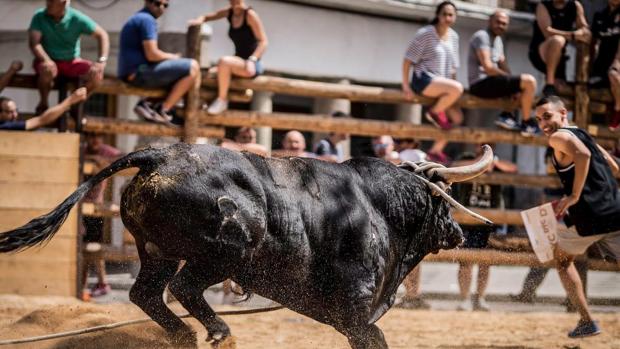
[{"xmin": 33, "ymin": 58, "xmax": 92, "ymax": 78}]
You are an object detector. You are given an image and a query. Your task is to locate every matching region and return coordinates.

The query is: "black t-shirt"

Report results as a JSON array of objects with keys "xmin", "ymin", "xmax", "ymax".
[
  {"xmin": 0, "ymin": 120, "xmax": 26, "ymax": 131},
  {"xmin": 551, "ymin": 127, "xmax": 620, "ymax": 236},
  {"xmin": 530, "ymin": 0, "xmax": 577, "ymax": 51},
  {"xmin": 592, "ymin": 6, "xmax": 620, "ymax": 78}
]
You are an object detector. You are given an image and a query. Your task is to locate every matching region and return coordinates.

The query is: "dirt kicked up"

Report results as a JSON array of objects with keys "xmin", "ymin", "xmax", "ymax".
[{"xmin": 0, "ymin": 295, "xmax": 618, "ymax": 349}]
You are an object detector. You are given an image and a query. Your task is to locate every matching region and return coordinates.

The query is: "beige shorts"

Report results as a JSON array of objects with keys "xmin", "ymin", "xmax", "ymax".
[{"xmin": 556, "ymin": 226, "xmax": 620, "ymax": 261}]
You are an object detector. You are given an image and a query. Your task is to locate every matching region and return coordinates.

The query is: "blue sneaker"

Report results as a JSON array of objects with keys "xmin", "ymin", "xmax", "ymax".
[
  {"xmin": 495, "ymin": 112, "xmax": 520, "ymax": 131},
  {"xmin": 568, "ymin": 320, "xmax": 601, "ymax": 338},
  {"xmin": 520, "ymin": 118, "xmax": 540, "ymax": 137}
]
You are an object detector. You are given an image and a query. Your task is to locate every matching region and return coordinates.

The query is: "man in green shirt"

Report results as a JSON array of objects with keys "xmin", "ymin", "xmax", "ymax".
[{"xmin": 28, "ymin": 0, "xmax": 109, "ymax": 114}]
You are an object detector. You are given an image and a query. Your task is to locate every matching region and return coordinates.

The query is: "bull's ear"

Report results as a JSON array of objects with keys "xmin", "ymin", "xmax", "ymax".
[{"xmin": 217, "ymin": 196, "xmax": 238, "ymax": 219}]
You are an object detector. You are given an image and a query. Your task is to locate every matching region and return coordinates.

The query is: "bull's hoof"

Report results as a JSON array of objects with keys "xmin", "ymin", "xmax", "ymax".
[
  {"xmin": 210, "ymin": 335, "xmax": 237, "ymax": 349},
  {"xmin": 167, "ymin": 328, "xmax": 197, "ymax": 348}
]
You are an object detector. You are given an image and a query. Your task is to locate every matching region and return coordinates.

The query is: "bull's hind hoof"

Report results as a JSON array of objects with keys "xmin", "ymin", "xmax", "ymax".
[
  {"xmin": 210, "ymin": 335, "xmax": 237, "ymax": 349},
  {"xmin": 167, "ymin": 328, "xmax": 197, "ymax": 348}
]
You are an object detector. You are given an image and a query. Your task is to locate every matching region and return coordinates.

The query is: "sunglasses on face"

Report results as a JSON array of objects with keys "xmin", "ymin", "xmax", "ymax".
[{"xmin": 151, "ymin": 0, "xmax": 169, "ymax": 8}]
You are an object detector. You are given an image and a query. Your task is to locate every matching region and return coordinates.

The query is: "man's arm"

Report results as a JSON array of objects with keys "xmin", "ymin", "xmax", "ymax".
[
  {"xmin": 142, "ymin": 40, "xmax": 180, "ymax": 62},
  {"xmin": 89, "ymin": 25, "xmax": 110, "ymax": 82},
  {"xmin": 596, "ymin": 144, "xmax": 620, "ymax": 175},
  {"xmin": 549, "ymin": 131, "xmax": 591, "ymax": 216},
  {"xmin": 246, "ymin": 9, "xmax": 268, "ymax": 59},
  {"xmin": 28, "ymin": 30, "xmax": 52, "ymax": 63},
  {"xmin": 25, "ymin": 87, "xmax": 87, "ymax": 130},
  {"xmin": 0, "ymin": 61, "xmax": 23, "ymax": 93},
  {"xmin": 475, "ymin": 48, "xmax": 508, "ymax": 76},
  {"xmin": 189, "ymin": 8, "xmax": 228, "ymax": 25}
]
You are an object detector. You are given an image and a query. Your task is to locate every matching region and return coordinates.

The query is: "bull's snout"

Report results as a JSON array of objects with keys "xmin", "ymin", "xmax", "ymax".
[{"xmin": 439, "ymin": 222, "xmax": 464, "ymax": 251}]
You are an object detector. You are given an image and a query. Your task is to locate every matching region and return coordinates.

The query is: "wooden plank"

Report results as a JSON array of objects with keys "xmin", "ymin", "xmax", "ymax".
[
  {"xmin": 0, "ymin": 182, "xmax": 77, "ymax": 209},
  {"xmin": 82, "ymin": 116, "xmax": 225, "ymax": 138},
  {"xmin": 203, "ymin": 76, "xmax": 520, "ymax": 111},
  {"xmin": 0, "ymin": 237, "xmax": 77, "ymax": 264},
  {"xmin": 0, "ymin": 259, "xmax": 76, "ymax": 296},
  {"xmin": 424, "ymin": 249, "xmax": 619, "ymax": 271},
  {"xmin": 184, "ymin": 24, "xmax": 203, "ymax": 144},
  {"xmin": 0, "ymin": 131, "xmax": 79, "ymax": 158},
  {"xmin": 468, "ymin": 172, "xmax": 561, "ymax": 188},
  {"xmin": 452, "ymin": 208, "xmax": 523, "ymax": 226},
  {"xmin": 0, "ymin": 156, "xmax": 78, "ymax": 184}
]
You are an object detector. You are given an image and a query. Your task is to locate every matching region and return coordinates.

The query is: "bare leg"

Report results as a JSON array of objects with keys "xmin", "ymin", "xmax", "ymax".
[
  {"xmin": 95, "ymin": 258, "xmax": 107, "ymax": 285},
  {"xmin": 402, "ymin": 265, "xmax": 421, "ymax": 299},
  {"xmin": 458, "ymin": 263, "xmax": 473, "ymax": 300},
  {"xmin": 36, "ymin": 61, "xmax": 58, "ymax": 113},
  {"xmin": 539, "ymin": 35, "xmax": 566, "ymax": 86},
  {"xmin": 216, "ymin": 56, "xmax": 256, "ymax": 101},
  {"xmin": 476, "ymin": 264, "xmax": 490, "ymax": 297},
  {"xmin": 162, "ymin": 59, "xmax": 200, "ymax": 111},
  {"xmin": 554, "ymin": 248, "xmax": 593, "ymax": 322},
  {"xmin": 421, "ymin": 77, "xmax": 464, "ymax": 113},
  {"xmin": 519, "ymin": 74, "xmax": 537, "ymax": 121},
  {"xmin": 609, "ymin": 67, "xmax": 620, "ymax": 112}
]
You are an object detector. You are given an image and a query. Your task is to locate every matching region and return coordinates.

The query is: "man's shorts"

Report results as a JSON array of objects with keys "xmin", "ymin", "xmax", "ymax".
[
  {"xmin": 469, "ymin": 75, "xmax": 522, "ymax": 99},
  {"xmin": 131, "ymin": 58, "xmax": 193, "ymax": 89},
  {"xmin": 33, "ymin": 58, "xmax": 92, "ymax": 78},
  {"xmin": 557, "ymin": 226, "xmax": 620, "ymax": 261}
]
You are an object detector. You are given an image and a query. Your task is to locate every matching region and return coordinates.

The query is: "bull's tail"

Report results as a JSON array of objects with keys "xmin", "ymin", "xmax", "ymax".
[{"xmin": 0, "ymin": 147, "xmax": 164, "ymax": 253}]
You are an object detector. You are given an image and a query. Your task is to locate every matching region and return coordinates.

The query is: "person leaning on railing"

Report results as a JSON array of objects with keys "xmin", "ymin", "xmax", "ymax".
[{"xmin": 190, "ymin": 0, "xmax": 268, "ymax": 116}]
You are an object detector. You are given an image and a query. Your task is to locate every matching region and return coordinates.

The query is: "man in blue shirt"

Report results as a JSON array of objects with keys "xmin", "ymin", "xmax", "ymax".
[{"xmin": 118, "ymin": 0, "xmax": 200, "ymax": 124}]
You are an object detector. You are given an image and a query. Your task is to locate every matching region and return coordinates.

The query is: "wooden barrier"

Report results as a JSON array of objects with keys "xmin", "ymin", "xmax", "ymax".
[
  {"xmin": 82, "ymin": 116, "xmax": 225, "ymax": 138},
  {"xmin": 0, "ymin": 131, "xmax": 80, "ymax": 296}
]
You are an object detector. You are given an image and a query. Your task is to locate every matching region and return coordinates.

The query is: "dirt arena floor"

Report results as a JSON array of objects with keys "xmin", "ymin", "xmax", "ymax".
[{"xmin": 0, "ymin": 295, "xmax": 619, "ymax": 349}]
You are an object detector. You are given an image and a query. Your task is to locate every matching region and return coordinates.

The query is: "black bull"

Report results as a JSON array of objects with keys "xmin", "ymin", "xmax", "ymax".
[{"xmin": 0, "ymin": 143, "xmax": 491, "ymax": 349}]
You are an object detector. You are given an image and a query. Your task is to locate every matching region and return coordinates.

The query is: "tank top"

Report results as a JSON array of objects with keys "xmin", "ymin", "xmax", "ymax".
[
  {"xmin": 530, "ymin": 0, "xmax": 577, "ymax": 51},
  {"xmin": 551, "ymin": 127, "xmax": 620, "ymax": 236},
  {"xmin": 227, "ymin": 8, "xmax": 258, "ymax": 59}
]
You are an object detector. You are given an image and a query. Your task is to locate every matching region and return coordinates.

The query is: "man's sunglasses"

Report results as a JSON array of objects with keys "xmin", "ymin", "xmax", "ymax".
[{"xmin": 150, "ymin": 0, "xmax": 169, "ymax": 8}]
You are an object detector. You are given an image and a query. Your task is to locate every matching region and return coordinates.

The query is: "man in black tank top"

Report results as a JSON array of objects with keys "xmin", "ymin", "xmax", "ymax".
[
  {"xmin": 529, "ymin": 0, "xmax": 590, "ymax": 96},
  {"xmin": 535, "ymin": 96, "xmax": 620, "ymax": 338}
]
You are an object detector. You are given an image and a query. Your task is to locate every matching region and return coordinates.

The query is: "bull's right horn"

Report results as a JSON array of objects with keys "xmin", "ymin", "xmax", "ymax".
[{"xmin": 430, "ymin": 144, "xmax": 494, "ymax": 183}]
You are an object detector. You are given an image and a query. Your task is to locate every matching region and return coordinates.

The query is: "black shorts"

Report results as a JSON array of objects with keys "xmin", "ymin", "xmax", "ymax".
[
  {"xmin": 461, "ymin": 226, "xmax": 493, "ymax": 249},
  {"xmin": 83, "ymin": 217, "xmax": 104, "ymax": 243},
  {"xmin": 528, "ymin": 46, "xmax": 567, "ymax": 80},
  {"xmin": 469, "ymin": 75, "xmax": 522, "ymax": 99}
]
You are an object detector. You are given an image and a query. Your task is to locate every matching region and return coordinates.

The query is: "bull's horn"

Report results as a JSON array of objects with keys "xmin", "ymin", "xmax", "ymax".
[{"xmin": 431, "ymin": 144, "xmax": 494, "ymax": 183}]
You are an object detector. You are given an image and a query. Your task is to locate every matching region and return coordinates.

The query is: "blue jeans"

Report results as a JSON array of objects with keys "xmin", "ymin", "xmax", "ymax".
[
  {"xmin": 132, "ymin": 58, "xmax": 193, "ymax": 89},
  {"xmin": 410, "ymin": 71, "xmax": 434, "ymax": 94}
]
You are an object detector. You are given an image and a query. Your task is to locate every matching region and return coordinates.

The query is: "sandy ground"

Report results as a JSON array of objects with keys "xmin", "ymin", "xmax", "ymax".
[{"xmin": 0, "ymin": 295, "xmax": 619, "ymax": 349}]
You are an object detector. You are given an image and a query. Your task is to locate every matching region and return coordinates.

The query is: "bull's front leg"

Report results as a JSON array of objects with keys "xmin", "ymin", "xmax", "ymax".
[{"xmin": 168, "ymin": 261, "xmax": 235, "ymax": 349}]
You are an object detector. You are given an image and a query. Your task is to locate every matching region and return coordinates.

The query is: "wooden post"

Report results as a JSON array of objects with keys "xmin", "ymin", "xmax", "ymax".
[
  {"xmin": 574, "ymin": 42, "xmax": 590, "ymax": 128},
  {"xmin": 184, "ymin": 24, "xmax": 203, "ymax": 143}
]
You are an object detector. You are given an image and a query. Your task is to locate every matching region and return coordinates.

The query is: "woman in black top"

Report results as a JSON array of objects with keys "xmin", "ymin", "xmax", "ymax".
[
  {"xmin": 190, "ymin": 0, "xmax": 268, "ymax": 115},
  {"xmin": 529, "ymin": 0, "xmax": 590, "ymax": 96}
]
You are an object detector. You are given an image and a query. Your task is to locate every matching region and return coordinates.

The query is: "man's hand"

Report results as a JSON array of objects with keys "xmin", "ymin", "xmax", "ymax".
[
  {"xmin": 9, "ymin": 60, "xmax": 23, "ymax": 72},
  {"xmin": 554, "ymin": 194, "xmax": 579, "ymax": 219},
  {"xmin": 574, "ymin": 28, "xmax": 591, "ymax": 44},
  {"xmin": 68, "ymin": 87, "xmax": 88, "ymax": 105},
  {"xmin": 89, "ymin": 62, "xmax": 106, "ymax": 81},
  {"xmin": 40, "ymin": 60, "xmax": 58, "ymax": 76}
]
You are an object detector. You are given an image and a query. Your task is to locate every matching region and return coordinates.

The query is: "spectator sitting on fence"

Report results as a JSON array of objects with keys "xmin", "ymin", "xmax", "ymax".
[
  {"xmin": 190, "ymin": 0, "xmax": 268, "ymax": 115},
  {"xmin": 0, "ymin": 87, "xmax": 86, "ymax": 131},
  {"xmin": 402, "ymin": 1, "xmax": 463, "ymax": 165},
  {"xmin": 529, "ymin": 0, "xmax": 590, "ymax": 97},
  {"xmin": 220, "ymin": 126, "xmax": 268, "ymax": 156},
  {"xmin": 313, "ymin": 111, "xmax": 349, "ymax": 162},
  {"xmin": 468, "ymin": 11, "xmax": 539, "ymax": 136},
  {"xmin": 371, "ymin": 135, "xmax": 400, "ymax": 164},
  {"xmin": 119, "ymin": 0, "xmax": 200, "ymax": 125},
  {"xmin": 452, "ymin": 145, "xmax": 517, "ymax": 312},
  {"xmin": 0, "ymin": 61, "xmax": 23, "ymax": 92},
  {"xmin": 272, "ymin": 130, "xmax": 316, "ymax": 158},
  {"xmin": 590, "ymin": 0, "xmax": 620, "ymax": 130},
  {"xmin": 29, "ymin": 0, "xmax": 109, "ymax": 115},
  {"xmin": 396, "ymin": 138, "xmax": 427, "ymax": 163},
  {"xmin": 80, "ymin": 133, "xmax": 123, "ymax": 300},
  {"xmin": 535, "ymin": 96, "xmax": 620, "ymax": 338}
]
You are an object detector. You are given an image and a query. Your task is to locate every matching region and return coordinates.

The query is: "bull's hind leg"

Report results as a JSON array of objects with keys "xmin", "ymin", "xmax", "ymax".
[
  {"xmin": 168, "ymin": 261, "xmax": 235, "ymax": 348},
  {"xmin": 129, "ymin": 252, "xmax": 196, "ymax": 347},
  {"xmin": 341, "ymin": 324, "xmax": 388, "ymax": 349}
]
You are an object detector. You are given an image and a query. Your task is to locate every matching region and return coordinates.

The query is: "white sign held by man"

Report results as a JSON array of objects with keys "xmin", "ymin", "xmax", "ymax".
[{"xmin": 520, "ymin": 203, "xmax": 558, "ymax": 263}]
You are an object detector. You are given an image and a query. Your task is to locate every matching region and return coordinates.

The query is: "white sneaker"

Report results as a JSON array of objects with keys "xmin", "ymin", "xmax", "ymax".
[
  {"xmin": 473, "ymin": 295, "xmax": 491, "ymax": 312},
  {"xmin": 207, "ymin": 98, "xmax": 228, "ymax": 115},
  {"xmin": 457, "ymin": 299, "xmax": 472, "ymax": 311}
]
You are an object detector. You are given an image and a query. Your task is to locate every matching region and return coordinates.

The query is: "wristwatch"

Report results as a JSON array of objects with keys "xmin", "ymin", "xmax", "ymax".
[{"xmin": 97, "ymin": 56, "xmax": 108, "ymax": 63}]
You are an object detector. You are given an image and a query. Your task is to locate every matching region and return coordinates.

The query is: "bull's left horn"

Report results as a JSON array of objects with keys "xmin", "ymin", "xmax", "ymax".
[{"xmin": 431, "ymin": 144, "xmax": 494, "ymax": 183}]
